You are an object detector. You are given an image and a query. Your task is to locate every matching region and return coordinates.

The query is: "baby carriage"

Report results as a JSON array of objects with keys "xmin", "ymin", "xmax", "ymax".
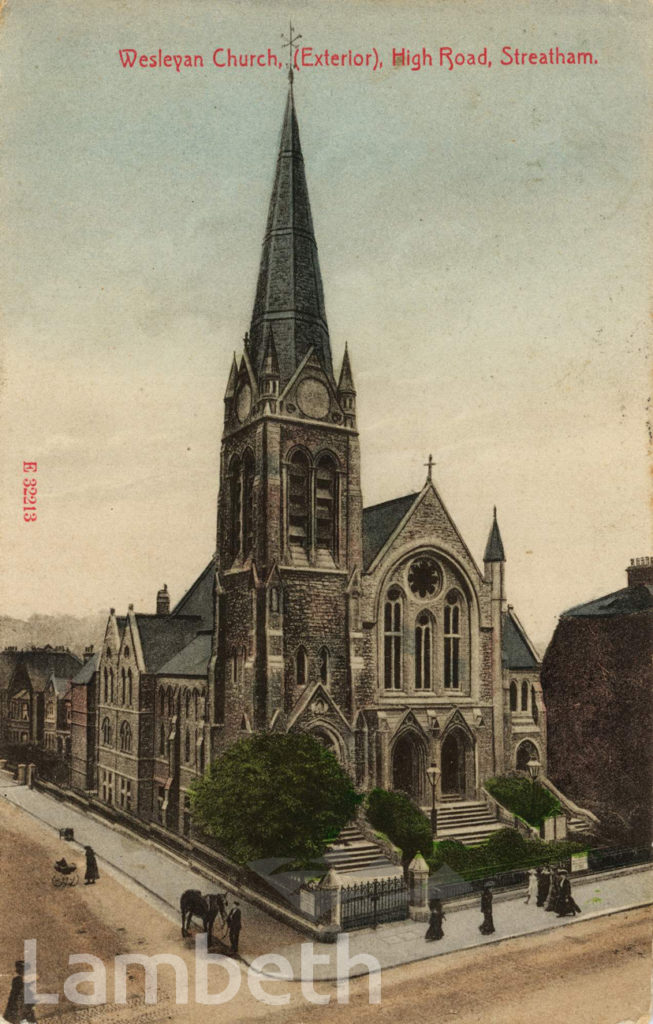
[{"xmin": 52, "ymin": 857, "xmax": 79, "ymax": 887}]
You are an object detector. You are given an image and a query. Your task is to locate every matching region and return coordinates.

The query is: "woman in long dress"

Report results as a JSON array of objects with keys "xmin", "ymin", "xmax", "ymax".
[
  {"xmin": 555, "ymin": 870, "xmax": 581, "ymax": 916},
  {"xmin": 524, "ymin": 869, "xmax": 538, "ymax": 904},
  {"xmin": 479, "ymin": 884, "xmax": 495, "ymax": 934},
  {"xmin": 424, "ymin": 896, "xmax": 445, "ymax": 941},
  {"xmin": 84, "ymin": 845, "xmax": 100, "ymax": 885},
  {"xmin": 544, "ymin": 866, "xmax": 560, "ymax": 912}
]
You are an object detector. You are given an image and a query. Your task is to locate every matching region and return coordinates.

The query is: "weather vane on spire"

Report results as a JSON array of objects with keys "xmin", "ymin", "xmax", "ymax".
[
  {"xmin": 282, "ymin": 22, "xmax": 302, "ymax": 84},
  {"xmin": 424, "ymin": 453, "xmax": 435, "ymax": 482}
]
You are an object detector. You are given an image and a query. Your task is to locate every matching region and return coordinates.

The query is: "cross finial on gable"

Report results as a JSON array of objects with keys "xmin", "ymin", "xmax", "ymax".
[
  {"xmin": 282, "ymin": 21, "xmax": 302, "ymax": 85},
  {"xmin": 424, "ymin": 453, "xmax": 435, "ymax": 482}
]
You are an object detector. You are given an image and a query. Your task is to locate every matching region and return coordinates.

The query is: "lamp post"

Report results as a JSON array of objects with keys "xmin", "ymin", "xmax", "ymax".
[
  {"xmin": 527, "ymin": 758, "xmax": 541, "ymax": 824},
  {"xmin": 426, "ymin": 762, "xmax": 441, "ymax": 840}
]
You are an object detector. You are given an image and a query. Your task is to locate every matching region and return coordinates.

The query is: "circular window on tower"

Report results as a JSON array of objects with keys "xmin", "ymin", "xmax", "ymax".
[{"xmin": 407, "ymin": 557, "xmax": 442, "ymax": 599}]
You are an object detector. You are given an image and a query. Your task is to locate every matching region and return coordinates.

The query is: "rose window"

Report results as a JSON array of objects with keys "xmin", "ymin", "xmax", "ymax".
[{"xmin": 407, "ymin": 557, "xmax": 441, "ymax": 599}]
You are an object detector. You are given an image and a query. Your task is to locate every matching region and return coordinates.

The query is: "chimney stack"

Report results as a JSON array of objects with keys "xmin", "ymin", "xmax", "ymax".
[
  {"xmin": 626, "ymin": 556, "xmax": 653, "ymax": 588},
  {"xmin": 157, "ymin": 584, "xmax": 170, "ymax": 616},
  {"xmin": 84, "ymin": 644, "xmax": 94, "ymax": 663}
]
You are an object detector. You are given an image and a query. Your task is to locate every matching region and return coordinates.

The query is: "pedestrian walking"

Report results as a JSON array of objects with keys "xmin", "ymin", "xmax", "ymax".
[
  {"xmin": 479, "ymin": 883, "xmax": 495, "ymax": 935},
  {"xmin": 544, "ymin": 866, "xmax": 560, "ymax": 912},
  {"xmin": 84, "ymin": 845, "xmax": 100, "ymax": 885},
  {"xmin": 227, "ymin": 901, "xmax": 242, "ymax": 954},
  {"xmin": 555, "ymin": 869, "xmax": 582, "ymax": 917},
  {"xmin": 536, "ymin": 864, "xmax": 551, "ymax": 907},
  {"xmin": 524, "ymin": 868, "xmax": 538, "ymax": 905},
  {"xmin": 3, "ymin": 960, "xmax": 36, "ymax": 1024},
  {"xmin": 424, "ymin": 893, "xmax": 445, "ymax": 941}
]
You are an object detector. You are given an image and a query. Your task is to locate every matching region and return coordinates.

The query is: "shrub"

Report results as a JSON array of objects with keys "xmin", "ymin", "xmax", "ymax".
[
  {"xmin": 486, "ymin": 775, "xmax": 561, "ymax": 827},
  {"xmin": 366, "ymin": 788, "xmax": 432, "ymax": 867}
]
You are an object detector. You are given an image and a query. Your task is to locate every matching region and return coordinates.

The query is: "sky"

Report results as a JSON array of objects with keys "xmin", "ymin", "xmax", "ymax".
[{"xmin": 0, "ymin": 0, "xmax": 649, "ymax": 649}]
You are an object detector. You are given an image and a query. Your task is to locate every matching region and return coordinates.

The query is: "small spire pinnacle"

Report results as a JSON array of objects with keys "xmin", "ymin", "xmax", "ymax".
[
  {"xmin": 337, "ymin": 343, "xmax": 356, "ymax": 393},
  {"xmin": 424, "ymin": 454, "xmax": 435, "ymax": 482},
  {"xmin": 484, "ymin": 507, "xmax": 506, "ymax": 562},
  {"xmin": 224, "ymin": 354, "xmax": 238, "ymax": 399}
]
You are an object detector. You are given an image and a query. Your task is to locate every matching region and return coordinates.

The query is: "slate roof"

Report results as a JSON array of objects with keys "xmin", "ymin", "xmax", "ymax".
[
  {"xmin": 362, "ymin": 493, "xmax": 418, "ymax": 570},
  {"xmin": 502, "ymin": 610, "xmax": 540, "ymax": 669},
  {"xmin": 156, "ymin": 632, "xmax": 212, "ymax": 678},
  {"xmin": 72, "ymin": 652, "xmax": 100, "ymax": 686},
  {"xmin": 0, "ymin": 648, "xmax": 81, "ymax": 693},
  {"xmin": 562, "ymin": 583, "xmax": 653, "ymax": 619},
  {"xmin": 171, "ymin": 561, "xmax": 214, "ymax": 629},
  {"xmin": 134, "ymin": 615, "xmax": 202, "ymax": 673},
  {"xmin": 47, "ymin": 674, "xmax": 71, "ymax": 698}
]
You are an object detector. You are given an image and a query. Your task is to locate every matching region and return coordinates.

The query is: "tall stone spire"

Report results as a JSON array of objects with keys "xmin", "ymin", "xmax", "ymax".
[{"xmin": 248, "ymin": 87, "xmax": 333, "ymax": 388}]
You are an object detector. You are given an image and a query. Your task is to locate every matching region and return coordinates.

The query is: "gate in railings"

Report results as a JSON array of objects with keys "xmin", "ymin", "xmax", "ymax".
[{"xmin": 340, "ymin": 876, "xmax": 408, "ymax": 931}]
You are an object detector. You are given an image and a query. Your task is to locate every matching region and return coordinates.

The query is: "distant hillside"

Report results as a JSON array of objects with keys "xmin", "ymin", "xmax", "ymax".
[{"xmin": 0, "ymin": 612, "xmax": 109, "ymax": 658}]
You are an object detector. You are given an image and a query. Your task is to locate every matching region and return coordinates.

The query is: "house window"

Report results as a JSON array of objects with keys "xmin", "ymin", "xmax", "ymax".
[
  {"xmin": 101, "ymin": 718, "xmax": 111, "ymax": 745},
  {"xmin": 315, "ymin": 455, "xmax": 337, "ymax": 556},
  {"xmin": 288, "ymin": 451, "xmax": 310, "ymax": 550},
  {"xmin": 415, "ymin": 612, "xmax": 433, "ymax": 690},
  {"xmin": 444, "ymin": 595, "xmax": 460, "ymax": 689},
  {"xmin": 319, "ymin": 647, "xmax": 329, "ymax": 686},
  {"xmin": 296, "ymin": 647, "xmax": 307, "ymax": 687},
  {"xmin": 119, "ymin": 721, "xmax": 132, "ymax": 752},
  {"xmin": 383, "ymin": 588, "xmax": 403, "ymax": 689},
  {"xmin": 242, "ymin": 450, "xmax": 255, "ymax": 557},
  {"xmin": 229, "ymin": 456, "xmax": 242, "ymax": 560},
  {"xmin": 510, "ymin": 681, "xmax": 518, "ymax": 712}
]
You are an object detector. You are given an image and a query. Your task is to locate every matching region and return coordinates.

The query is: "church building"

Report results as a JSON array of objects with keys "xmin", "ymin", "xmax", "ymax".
[{"xmin": 94, "ymin": 83, "xmax": 545, "ymax": 832}]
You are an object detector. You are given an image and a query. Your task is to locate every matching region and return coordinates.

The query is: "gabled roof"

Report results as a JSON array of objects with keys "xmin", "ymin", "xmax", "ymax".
[
  {"xmin": 72, "ymin": 652, "xmax": 100, "ymax": 686},
  {"xmin": 0, "ymin": 648, "xmax": 82, "ymax": 693},
  {"xmin": 156, "ymin": 632, "xmax": 212, "ymax": 678},
  {"xmin": 562, "ymin": 583, "xmax": 653, "ymax": 619},
  {"xmin": 134, "ymin": 615, "xmax": 202, "ymax": 673},
  {"xmin": 46, "ymin": 674, "xmax": 71, "ymax": 698},
  {"xmin": 171, "ymin": 561, "xmax": 214, "ymax": 629},
  {"xmin": 502, "ymin": 610, "xmax": 540, "ymax": 669},
  {"xmin": 362, "ymin": 493, "xmax": 419, "ymax": 571}
]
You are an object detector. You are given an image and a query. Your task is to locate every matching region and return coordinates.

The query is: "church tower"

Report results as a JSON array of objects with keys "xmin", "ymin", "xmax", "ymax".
[{"xmin": 210, "ymin": 85, "xmax": 363, "ymax": 754}]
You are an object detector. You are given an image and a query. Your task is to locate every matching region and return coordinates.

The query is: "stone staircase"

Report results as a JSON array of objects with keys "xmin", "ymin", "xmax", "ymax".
[
  {"xmin": 432, "ymin": 799, "xmax": 504, "ymax": 845},
  {"xmin": 323, "ymin": 823, "xmax": 399, "ymax": 875}
]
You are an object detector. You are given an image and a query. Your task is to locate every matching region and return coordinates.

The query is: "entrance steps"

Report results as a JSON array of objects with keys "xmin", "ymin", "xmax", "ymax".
[
  {"xmin": 428, "ymin": 799, "xmax": 505, "ymax": 846},
  {"xmin": 323, "ymin": 823, "xmax": 398, "ymax": 875}
]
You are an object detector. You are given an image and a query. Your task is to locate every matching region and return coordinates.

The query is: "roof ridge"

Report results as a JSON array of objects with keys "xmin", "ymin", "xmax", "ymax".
[{"xmin": 363, "ymin": 492, "xmax": 418, "ymax": 513}]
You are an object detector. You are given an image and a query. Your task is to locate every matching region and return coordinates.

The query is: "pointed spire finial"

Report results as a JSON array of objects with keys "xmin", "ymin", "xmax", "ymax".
[
  {"xmin": 337, "ymin": 343, "xmax": 355, "ymax": 393},
  {"xmin": 424, "ymin": 454, "xmax": 435, "ymax": 482},
  {"xmin": 282, "ymin": 22, "xmax": 302, "ymax": 85},
  {"xmin": 484, "ymin": 506, "xmax": 506, "ymax": 562}
]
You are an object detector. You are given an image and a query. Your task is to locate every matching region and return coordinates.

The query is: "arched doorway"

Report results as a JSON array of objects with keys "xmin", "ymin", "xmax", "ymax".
[
  {"xmin": 441, "ymin": 729, "xmax": 474, "ymax": 798},
  {"xmin": 392, "ymin": 732, "xmax": 425, "ymax": 803},
  {"xmin": 516, "ymin": 740, "xmax": 539, "ymax": 772},
  {"xmin": 311, "ymin": 726, "xmax": 342, "ymax": 762}
]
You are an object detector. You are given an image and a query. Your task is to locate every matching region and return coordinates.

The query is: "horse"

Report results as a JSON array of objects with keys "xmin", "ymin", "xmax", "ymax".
[{"xmin": 180, "ymin": 889, "xmax": 228, "ymax": 946}]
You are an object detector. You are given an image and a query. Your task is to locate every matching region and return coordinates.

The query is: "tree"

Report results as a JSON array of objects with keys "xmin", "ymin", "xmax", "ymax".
[
  {"xmin": 190, "ymin": 733, "xmax": 361, "ymax": 865},
  {"xmin": 366, "ymin": 788, "xmax": 432, "ymax": 871}
]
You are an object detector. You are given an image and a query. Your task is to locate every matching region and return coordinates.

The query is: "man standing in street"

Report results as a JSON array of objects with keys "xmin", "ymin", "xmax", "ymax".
[{"xmin": 227, "ymin": 901, "xmax": 242, "ymax": 954}]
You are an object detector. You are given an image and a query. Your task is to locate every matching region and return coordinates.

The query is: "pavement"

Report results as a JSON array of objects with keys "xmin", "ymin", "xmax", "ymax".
[{"xmin": 2, "ymin": 771, "xmax": 651, "ymax": 981}]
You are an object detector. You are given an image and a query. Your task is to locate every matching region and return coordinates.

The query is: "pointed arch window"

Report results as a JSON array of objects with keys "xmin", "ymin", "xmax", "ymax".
[
  {"xmin": 532, "ymin": 687, "xmax": 539, "ymax": 724},
  {"xmin": 510, "ymin": 680, "xmax": 518, "ymax": 711},
  {"xmin": 127, "ymin": 669, "xmax": 133, "ymax": 706},
  {"xmin": 194, "ymin": 690, "xmax": 199, "ymax": 719},
  {"xmin": 101, "ymin": 718, "xmax": 111, "ymax": 746},
  {"xmin": 119, "ymin": 720, "xmax": 132, "ymax": 752},
  {"xmin": 319, "ymin": 646, "xmax": 329, "ymax": 686},
  {"xmin": 444, "ymin": 593, "xmax": 460, "ymax": 689},
  {"xmin": 415, "ymin": 612, "xmax": 433, "ymax": 690},
  {"xmin": 109, "ymin": 669, "xmax": 114, "ymax": 703},
  {"xmin": 384, "ymin": 588, "xmax": 403, "ymax": 689},
  {"xmin": 521, "ymin": 680, "xmax": 529, "ymax": 712},
  {"xmin": 185, "ymin": 691, "xmax": 191, "ymax": 717},
  {"xmin": 229, "ymin": 456, "xmax": 242, "ymax": 560},
  {"xmin": 159, "ymin": 722, "xmax": 166, "ymax": 756},
  {"xmin": 288, "ymin": 451, "xmax": 310, "ymax": 551},
  {"xmin": 103, "ymin": 667, "xmax": 109, "ymax": 703},
  {"xmin": 315, "ymin": 455, "xmax": 337, "ymax": 556},
  {"xmin": 159, "ymin": 690, "xmax": 165, "ymax": 717},
  {"xmin": 168, "ymin": 690, "xmax": 175, "ymax": 717},
  {"xmin": 242, "ymin": 450, "xmax": 255, "ymax": 557},
  {"xmin": 184, "ymin": 728, "xmax": 191, "ymax": 763},
  {"xmin": 296, "ymin": 646, "xmax": 308, "ymax": 687}
]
